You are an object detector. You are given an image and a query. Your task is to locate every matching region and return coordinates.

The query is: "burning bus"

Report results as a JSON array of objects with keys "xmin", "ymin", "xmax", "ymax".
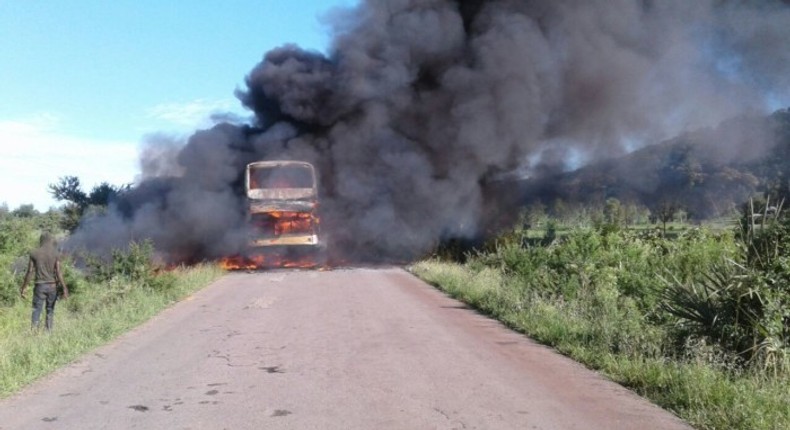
[
  {"xmin": 246, "ymin": 160, "xmax": 321, "ymax": 247},
  {"xmin": 220, "ymin": 160, "xmax": 324, "ymax": 269}
]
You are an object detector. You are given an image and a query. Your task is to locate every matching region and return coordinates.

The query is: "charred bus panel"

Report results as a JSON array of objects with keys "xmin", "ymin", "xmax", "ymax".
[{"xmin": 245, "ymin": 161, "xmax": 321, "ymax": 248}]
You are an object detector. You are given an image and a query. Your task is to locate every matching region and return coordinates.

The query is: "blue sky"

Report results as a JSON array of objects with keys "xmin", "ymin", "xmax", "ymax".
[{"xmin": 0, "ymin": 0, "xmax": 356, "ymax": 210}]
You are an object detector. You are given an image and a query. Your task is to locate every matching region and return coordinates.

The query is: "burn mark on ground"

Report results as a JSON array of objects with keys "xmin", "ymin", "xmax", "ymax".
[
  {"xmin": 41, "ymin": 417, "xmax": 58, "ymax": 423},
  {"xmin": 199, "ymin": 324, "xmax": 225, "ymax": 333},
  {"xmin": 208, "ymin": 350, "xmax": 230, "ymax": 362},
  {"xmin": 207, "ymin": 383, "xmax": 227, "ymax": 387},
  {"xmin": 259, "ymin": 366, "xmax": 285, "ymax": 373},
  {"xmin": 434, "ymin": 408, "xmax": 468, "ymax": 429},
  {"xmin": 128, "ymin": 405, "xmax": 149, "ymax": 412},
  {"xmin": 208, "ymin": 350, "xmax": 258, "ymax": 367},
  {"xmin": 272, "ymin": 410, "xmax": 292, "ymax": 417},
  {"xmin": 163, "ymin": 405, "xmax": 173, "ymax": 412},
  {"xmin": 59, "ymin": 392, "xmax": 79, "ymax": 397},
  {"xmin": 205, "ymin": 390, "xmax": 219, "ymax": 396},
  {"xmin": 228, "ymin": 362, "xmax": 256, "ymax": 368}
]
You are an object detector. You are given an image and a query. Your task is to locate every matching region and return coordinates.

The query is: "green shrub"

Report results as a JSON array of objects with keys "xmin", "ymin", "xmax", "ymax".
[
  {"xmin": 662, "ymin": 205, "xmax": 790, "ymax": 373},
  {"xmin": 0, "ymin": 266, "xmax": 19, "ymax": 306},
  {"xmin": 83, "ymin": 240, "xmax": 157, "ymax": 284},
  {"xmin": 0, "ymin": 218, "xmax": 41, "ymax": 307},
  {"xmin": 424, "ymin": 219, "xmax": 781, "ymax": 372},
  {"xmin": 0, "ymin": 218, "xmax": 36, "ymax": 255},
  {"xmin": 414, "ymin": 204, "xmax": 790, "ymax": 429},
  {"xmin": 148, "ymin": 270, "xmax": 178, "ymax": 292}
]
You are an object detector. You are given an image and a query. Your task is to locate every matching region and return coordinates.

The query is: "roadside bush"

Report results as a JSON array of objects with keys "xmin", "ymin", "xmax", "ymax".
[
  {"xmin": 84, "ymin": 240, "xmax": 156, "ymax": 284},
  {"xmin": 63, "ymin": 240, "xmax": 180, "ymax": 314},
  {"xmin": 663, "ymin": 205, "xmax": 790, "ymax": 373},
  {"xmin": 0, "ymin": 265, "xmax": 18, "ymax": 306},
  {"xmin": 440, "ymin": 222, "xmax": 754, "ymax": 364},
  {"xmin": 0, "ymin": 218, "xmax": 36, "ymax": 256},
  {"xmin": 479, "ymin": 227, "xmax": 731, "ymax": 311},
  {"xmin": 415, "ymin": 211, "xmax": 790, "ymax": 429},
  {"xmin": 148, "ymin": 270, "xmax": 178, "ymax": 292},
  {"xmin": 0, "ymin": 218, "xmax": 40, "ymax": 307}
]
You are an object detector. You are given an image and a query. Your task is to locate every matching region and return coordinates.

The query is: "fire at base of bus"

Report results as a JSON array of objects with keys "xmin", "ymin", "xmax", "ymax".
[{"xmin": 220, "ymin": 160, "xmax": 326, "ymax": 270}]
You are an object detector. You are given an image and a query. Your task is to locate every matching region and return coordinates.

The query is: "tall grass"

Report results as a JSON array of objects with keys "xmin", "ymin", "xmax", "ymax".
[
  {"xmin": 0, "ymin": 238, "xmax": 223, "ymax": 397},
  {"xmin": 412, "ymin": 223, "xmax": 790, "ymax": 430}
]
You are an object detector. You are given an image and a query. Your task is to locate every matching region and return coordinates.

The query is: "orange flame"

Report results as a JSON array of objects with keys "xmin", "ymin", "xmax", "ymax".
[
  {"xmin": 222, "ymin": 202, "xmax": 324, "ymax": 270},
  {"xmin": 219, "ymin": 252, "xmax": 321, "ymax": 271},
  {"xmin": 250, "ymin": 211, "xmax": 318, "ymax": 238}
]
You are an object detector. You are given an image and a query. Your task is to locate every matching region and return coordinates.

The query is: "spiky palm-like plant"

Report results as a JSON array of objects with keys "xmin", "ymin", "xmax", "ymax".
[{"xmin": 661, "ymin": 198, "xmax": 789, "ymax": 373}]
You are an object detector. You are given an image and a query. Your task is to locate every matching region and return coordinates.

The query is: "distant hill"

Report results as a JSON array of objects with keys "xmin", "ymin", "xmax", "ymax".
[{"xmin": 512, "ymin": 108, "xmax": 790, "ymax": 221}]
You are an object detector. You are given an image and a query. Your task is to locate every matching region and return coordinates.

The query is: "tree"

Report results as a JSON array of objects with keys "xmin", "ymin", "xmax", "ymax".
[
  {"xmin": 88, "ymin": 182, "xmax": 123, "ymax": 207},
  {"xmin": 674, "ymin": 208, "xmax": 688, "ymax": 224},
  {"xmin": 49, "ymin": 176, "xmax": 126, "ymax": 231},
  {"xmin": 604, "ymin": 197, "xmax": 623, "ymax": 226},
  {"xmin": 622, "ymin": 201, "xmax": 649, "ymax": 226},
  {"xmin": 551, "ymin": 198, "xmax": 570, "ymax": 225},
  {"xmin": 11, "ymin": 204, "xmax": 38, "ymax": 218},
  {"xmin": 656, "ymin": 199, "xmax": 679, "ymax": 235},
  {"xmin": 49, "ymin": 176, "xmax": 88, "ymax": 208}
]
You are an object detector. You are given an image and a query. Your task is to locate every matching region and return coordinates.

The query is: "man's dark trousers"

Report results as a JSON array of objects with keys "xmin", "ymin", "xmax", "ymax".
[{"xmin": 32, "ymin": 282, "xmax": 58, "ymax": 331}]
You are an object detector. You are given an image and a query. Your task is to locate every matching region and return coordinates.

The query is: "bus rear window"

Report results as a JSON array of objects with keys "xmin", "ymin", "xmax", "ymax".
[{"xmin": 249, "ymin": 166, "xmax": 314, "ymax": 190}]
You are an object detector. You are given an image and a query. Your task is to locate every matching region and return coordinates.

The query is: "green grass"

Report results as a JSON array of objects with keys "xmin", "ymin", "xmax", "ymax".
[
  {"xmin": 0, "ymin": 264, "xmax": 223, "ymax": 397},
  {"xmin": 411, "ymin": 259, "xmax": 790, "ymax": 430}
]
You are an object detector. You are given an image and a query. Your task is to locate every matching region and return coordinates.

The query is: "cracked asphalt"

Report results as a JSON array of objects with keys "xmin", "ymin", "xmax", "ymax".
[{"xmin": 0, "ymin": 268, "xmax": 691, "ymax": 429}]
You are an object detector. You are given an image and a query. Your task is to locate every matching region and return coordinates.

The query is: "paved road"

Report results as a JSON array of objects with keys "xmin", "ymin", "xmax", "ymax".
[{"xmin": 0, "ymin": 268, "xmax": 691, "ymax": 429}]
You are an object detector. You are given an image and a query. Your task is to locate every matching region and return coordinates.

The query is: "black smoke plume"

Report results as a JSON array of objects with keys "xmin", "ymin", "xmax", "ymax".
[{"xmin": 69, "ymin": 0, "xmax": 790, "ymax": 261}]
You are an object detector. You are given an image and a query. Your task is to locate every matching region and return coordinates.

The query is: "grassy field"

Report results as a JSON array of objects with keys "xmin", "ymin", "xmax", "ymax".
[
  {"xmin": 0, "ymin": 263, "xmax": 222, "ymax": 397},
  {"xmin": 412, "ymin": 224, "xmax": 790, "ymax": 430}
]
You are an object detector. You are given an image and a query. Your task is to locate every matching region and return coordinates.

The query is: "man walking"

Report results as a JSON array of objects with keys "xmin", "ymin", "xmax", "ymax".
[{"xmin": 19, "ymin": 233, "xmax": 69, "ymax": 331}]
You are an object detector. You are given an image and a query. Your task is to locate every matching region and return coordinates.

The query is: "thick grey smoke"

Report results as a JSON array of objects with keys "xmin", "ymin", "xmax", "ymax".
[{"xmin": 69, "ymin": 0, "xmax": 790, "ymax": 261}]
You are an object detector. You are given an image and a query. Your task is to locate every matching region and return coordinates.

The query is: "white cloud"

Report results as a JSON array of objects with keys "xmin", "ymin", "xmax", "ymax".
[
  {"xmin": 146, "ymin": 98, "xmax": 239, "ymax": 129},
  {"xmin": 0, "ymin": 114, "xmax": 138, "ymax": 211},
  {"xmin": 0, "ymin": 112, "xmax": 61, "ymax": 135}
]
